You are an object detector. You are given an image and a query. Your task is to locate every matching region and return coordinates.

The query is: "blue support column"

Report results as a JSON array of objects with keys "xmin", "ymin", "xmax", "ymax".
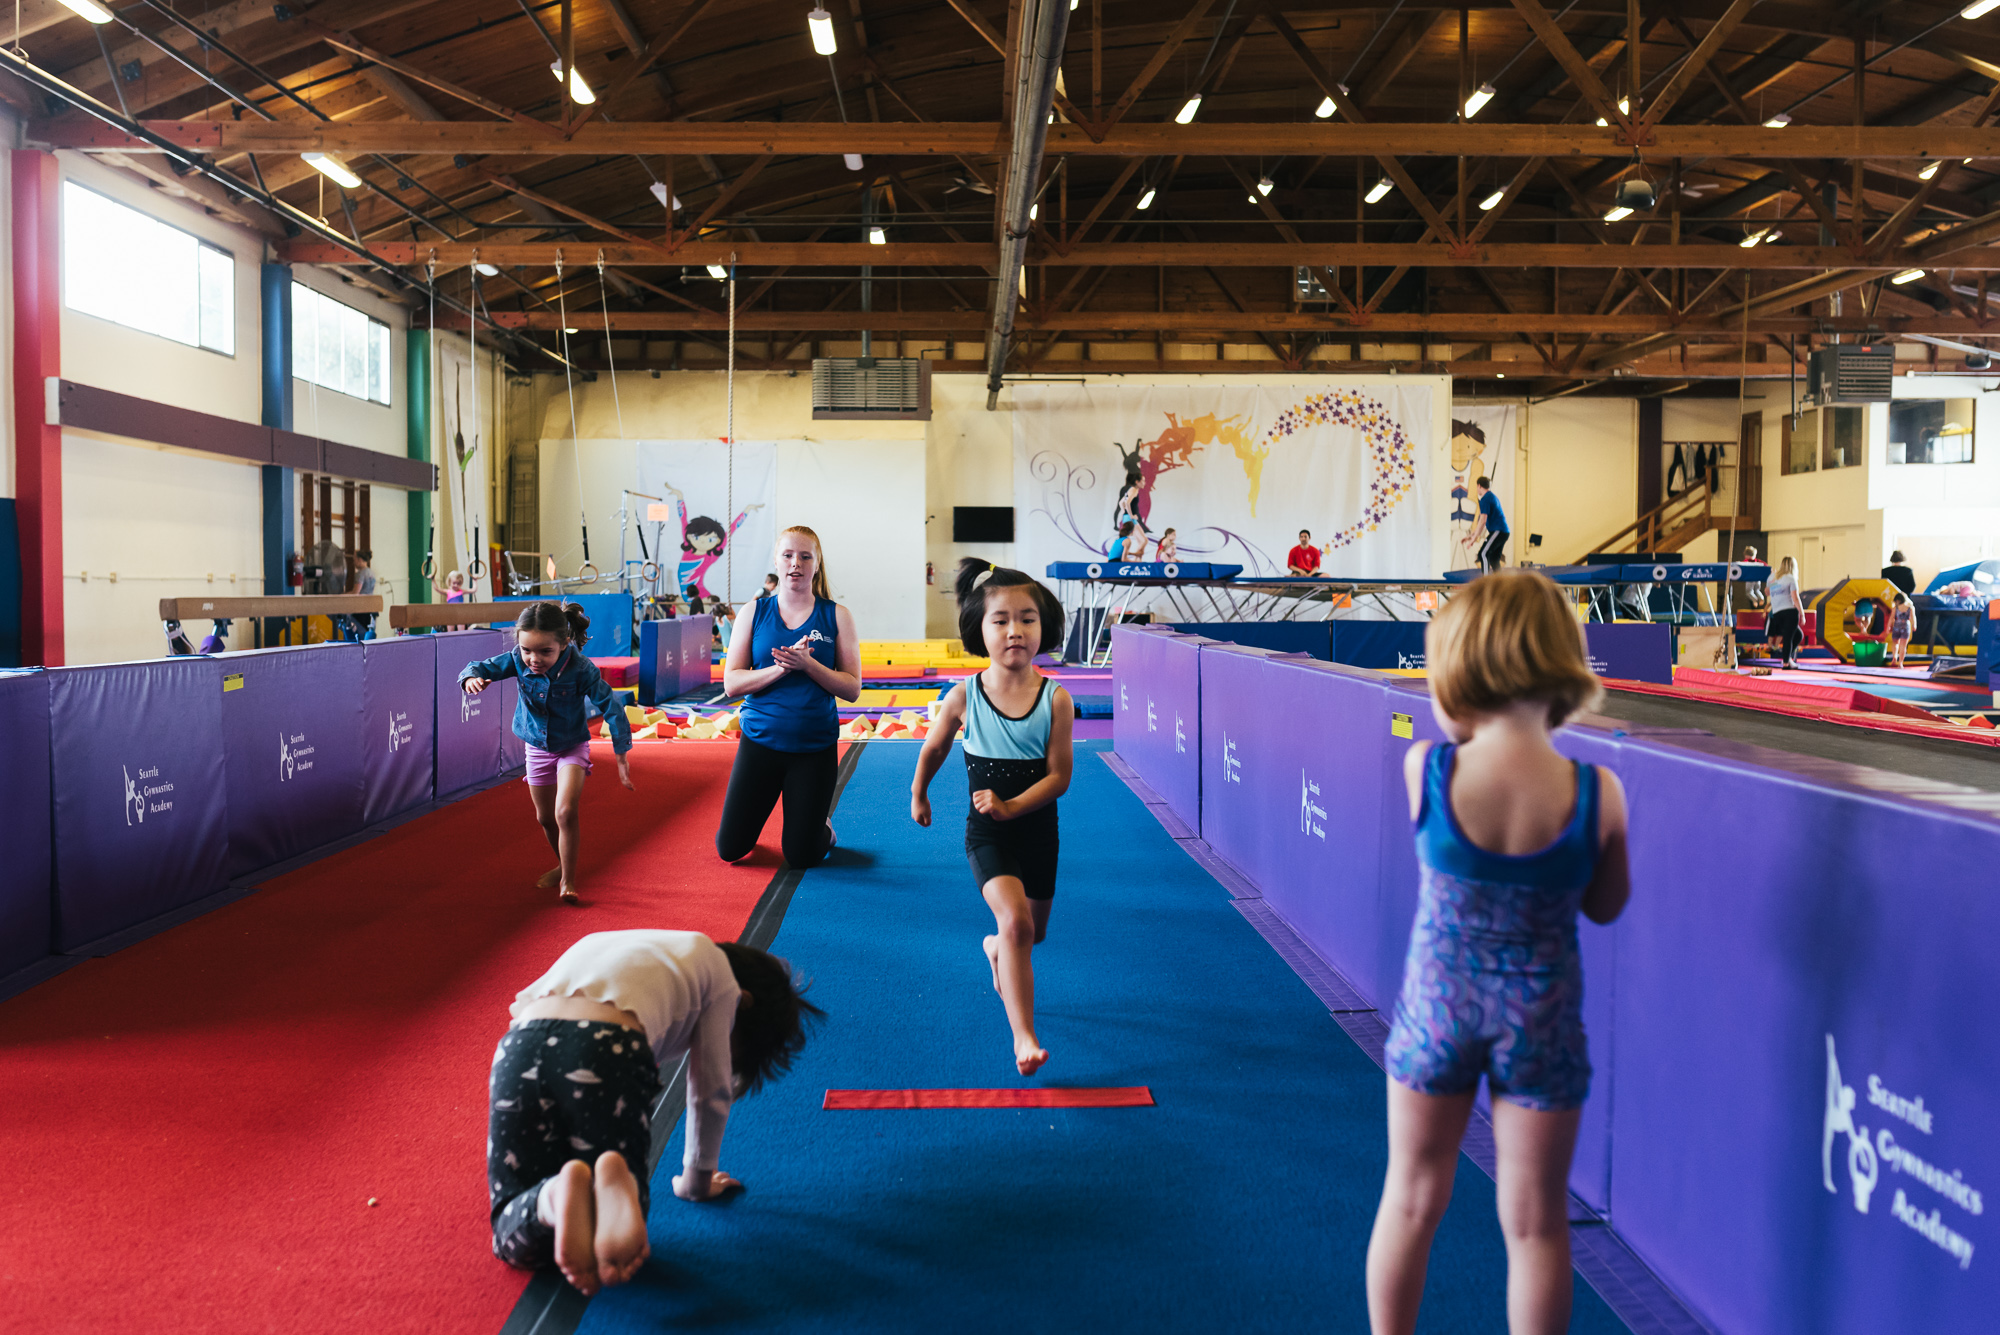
[{"xmin": 260, "ymin": 264, "xmax": 295, "ymax": 596}]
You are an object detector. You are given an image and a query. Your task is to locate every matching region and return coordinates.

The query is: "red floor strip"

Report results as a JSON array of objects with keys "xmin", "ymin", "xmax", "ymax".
[
  {"xmin": 0, "ymin": 743, "xmax": 789, "ymax": 1335},
  {"xmin": 822, "ymin": 1087, "xmax": 1157, "ymax": 1110}
]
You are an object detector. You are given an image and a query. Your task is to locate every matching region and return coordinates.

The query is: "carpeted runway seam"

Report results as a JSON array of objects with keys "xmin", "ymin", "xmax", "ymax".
[
  {"xmin": 0, "ymin": 741, "xmax": 791, "ymax": 1335},
  {"xmin": 572, "ymin": 741, "xmax": 1629, "ymax": 1334}
]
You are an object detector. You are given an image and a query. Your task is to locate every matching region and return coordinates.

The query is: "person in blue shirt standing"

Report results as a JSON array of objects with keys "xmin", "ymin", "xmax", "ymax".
[
  {"xmin": 1469, "ymin": 476, "xmax": 1510, "ymax": 574},
  {"xmin": 716, "ymin": 525, "xmax": 862, "ymax": 868},
  {"xmin": 461, "ymin": 602, "xmax": 635, "ymax": 905}
]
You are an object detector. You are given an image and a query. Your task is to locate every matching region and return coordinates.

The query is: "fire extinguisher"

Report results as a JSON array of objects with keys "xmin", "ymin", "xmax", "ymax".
[
  {"xmin": 287, "ymin": 551, "xmax": 304, "ymax": 588},
  {"xmin": 926, "ymin": 560, "xmax": 935, "ymax": 586}
]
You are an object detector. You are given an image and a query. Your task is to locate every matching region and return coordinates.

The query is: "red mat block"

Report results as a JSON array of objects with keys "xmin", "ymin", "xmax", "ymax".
[{"xmin": 822, "ymin": 1087, "xmax": 1156, "ymax": 1110}]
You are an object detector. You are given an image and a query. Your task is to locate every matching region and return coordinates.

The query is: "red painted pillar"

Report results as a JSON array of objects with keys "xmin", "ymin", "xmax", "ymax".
[{"xmin": 12, "ymin": 150, "xmax": 62, "ymax": 666}]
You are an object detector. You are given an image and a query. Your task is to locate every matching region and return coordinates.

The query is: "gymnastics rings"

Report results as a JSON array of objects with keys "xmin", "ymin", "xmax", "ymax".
[
  {"xmin": 574, "ymin": 562, "xmax": 601, "ymax": 586},
  {"xmin": 640, "ymin": 560, "xmax": 662, "ymax": 583},
  {"xmin": 467, "ymin": 525, "xmax": 487, "ymax": 580},
  {"xmin": 420, "ymin": 552, "xmax": 438, "ymax": 581}
]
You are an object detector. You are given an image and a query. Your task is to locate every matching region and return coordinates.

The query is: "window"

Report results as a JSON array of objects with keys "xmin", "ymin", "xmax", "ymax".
[
  {"xmin": 293, "ymin": 282, "xmax": 393, "ymax": 405},
  {"xmin": 1821, "ymin": 405, "xmax": 1864, "ymax": 470},
  {"xmin": 1889, "ymin": 398, "xmax": 1976, "ymax": 465},
  {"xmin": 1782, "ymin": 409, "xmax": 1818, "ymax": 474},
  {"xmin": 62, "ymin": 181, "xmax": 234, "ymax": 354}
]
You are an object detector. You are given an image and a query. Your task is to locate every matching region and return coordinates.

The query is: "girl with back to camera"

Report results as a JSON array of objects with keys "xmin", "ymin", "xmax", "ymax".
[
  {"xmin": 489, "ymin": 929, "xmax": 823, "ymax": 1295},
  {"xmin": 716, "ymin": 526, "xmax": 862, "ymax": 868},
  {"xmin": 911, "ymin": 560, "xmax": 1074, "ymax": 1076},
  {"xmin": 1366, "ymin": 571, "xmax": 1630, "ymax": 1335},
  {"xmin": 461, "ymin": 602, "xmax": 634, "ymax": 904},
  {"xmin": 1766, "ymin": 555, "xmax": 1804, "ymax": 668}
]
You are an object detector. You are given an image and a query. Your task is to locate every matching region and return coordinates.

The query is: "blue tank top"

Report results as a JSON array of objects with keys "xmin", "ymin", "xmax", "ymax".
[
  {"xmin": 1414, "ymin": 743, "xmax": 1599, "ymax": 948},
  {"xmin": 962, "ymin": 675, "xmax": 1057, "ymax": 813},
  {"xmin": 739, "ymin": 595, "xmax": 841, "ymax": 751}
]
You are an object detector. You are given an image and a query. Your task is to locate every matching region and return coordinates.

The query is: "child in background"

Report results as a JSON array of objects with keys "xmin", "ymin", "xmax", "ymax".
[
  {"xmin": 911, "ymin": 560, "xmax": 1074, "ymax": 1076},
  {"xmin": 1889, "ymin": 592, "xmax": 1915, "ymax": 667},
  {"xmin": 435, "ymin": 569, "xmax": 470, "ymax": 603},
  {"xmin": 1156, "ymin": 528, "xmax": 1178, "ymax": 561},
  {"xmin": 1367, "ymin": 571, "xmax": 1630, "ymax": 1335},
  {"xmin": 491, "ymin": 929, "xmax": 823, "ymax": 1295},
  {"xmin": 462, "ymin": 602, "xmax": 635, "ymax": 904},
  {"xmin": 1108, "ymin": 521, "xmax": 1137, "ymax": 562}
]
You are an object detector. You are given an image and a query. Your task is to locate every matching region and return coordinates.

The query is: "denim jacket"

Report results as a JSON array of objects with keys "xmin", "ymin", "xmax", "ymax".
[{"xmin": 459, "ymin": 646, "xmax": 633, "ymax": 754}]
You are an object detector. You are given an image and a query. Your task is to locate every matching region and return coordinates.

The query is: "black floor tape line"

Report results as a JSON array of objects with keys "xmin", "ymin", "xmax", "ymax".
[{"xmin": 498, "ymin": 742, "xmax": 869, "ymax": 1335}]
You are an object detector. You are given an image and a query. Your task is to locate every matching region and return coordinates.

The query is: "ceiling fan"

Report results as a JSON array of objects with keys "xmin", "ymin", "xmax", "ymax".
[{"xmin": 945, "ymin": 174, "xmax": 994, "ymax": 195}]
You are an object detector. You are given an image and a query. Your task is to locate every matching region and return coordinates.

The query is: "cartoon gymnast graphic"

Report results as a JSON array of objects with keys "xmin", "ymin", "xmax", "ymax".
[
  {"xmin": 664, "ymin": 483, "xmax": 763, "ymax": 601},
  {"xmin": 1450, "ymin": 419, "xmax": 1487, "ymax": 526}
]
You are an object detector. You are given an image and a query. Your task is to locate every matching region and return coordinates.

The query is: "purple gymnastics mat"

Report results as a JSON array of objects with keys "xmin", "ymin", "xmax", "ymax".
[
  {"xmin": 217, "ymin": 643, "xmax": 367, "ymax": 880},
  {"xmin": 360, "ymin": 635, "xmax": 436, "ymax": 825},
  {"xmin": 1109, "ymin": 626, "xmax": 1208, "ymax": 836},
  {"xmin": 0, "ymin": 671, "xmax": 53, "ymax": 978},
  {"xmin": 1115, "ymin": 639, "xmax": 2000, "ymax": 1333},
  {"xmin": 432, "ymin": 629, "xmax": 506, "ymax": 795}
]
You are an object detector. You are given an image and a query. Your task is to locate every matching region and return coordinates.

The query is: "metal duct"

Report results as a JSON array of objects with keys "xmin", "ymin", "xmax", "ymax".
[{"xmin": 985, "ymin": 0, "xmax": 1073, "ymax": 409}]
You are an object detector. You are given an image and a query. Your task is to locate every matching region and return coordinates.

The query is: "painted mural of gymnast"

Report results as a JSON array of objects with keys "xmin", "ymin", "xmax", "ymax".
[{"xmin": 664, "ymin": 483, "xmax": 763, "ymax": 601}]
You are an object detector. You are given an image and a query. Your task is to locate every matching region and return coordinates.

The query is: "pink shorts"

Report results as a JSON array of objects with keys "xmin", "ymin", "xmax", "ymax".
[{"xmin": 524, "ymin": 741, "xmax": 594, "ymax": 787}]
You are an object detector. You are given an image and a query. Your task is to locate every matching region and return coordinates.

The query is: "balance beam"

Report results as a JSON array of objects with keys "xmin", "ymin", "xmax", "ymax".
[
  {"xmin": 159, "ymin": 595, "xmax": 384, "ymax": 619},
  {"xmin": 388, "ymin": 602, "xmax": 516, "ymax": 629}
]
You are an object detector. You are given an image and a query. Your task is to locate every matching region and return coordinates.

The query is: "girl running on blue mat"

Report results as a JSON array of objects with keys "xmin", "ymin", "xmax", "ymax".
[
  {"xmin": 1366, "ymin": 571, "xmax": 1630, "ymax": 1335},
  {"xmin": 491, "ymin": 929, "xmax": 823, "ymax": 1295},
  {"xmin": 910, "ymin": 560, "xmax": 1074, "ymax": 1076},
  {"xmin": 461, "ymin": 602, "xmax": 634, "ymax": 905}
]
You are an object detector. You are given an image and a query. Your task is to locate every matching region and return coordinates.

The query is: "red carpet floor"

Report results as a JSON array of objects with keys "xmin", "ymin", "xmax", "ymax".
[{"xmin": 0, "ymin": 742, "xmax": 788, "ymax": 1335}]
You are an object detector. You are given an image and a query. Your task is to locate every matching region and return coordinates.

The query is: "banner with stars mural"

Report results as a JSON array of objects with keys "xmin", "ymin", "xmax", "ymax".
[{"xmin": 1012, "ymin": 382, "xmax": 1438, "ymax": 579}]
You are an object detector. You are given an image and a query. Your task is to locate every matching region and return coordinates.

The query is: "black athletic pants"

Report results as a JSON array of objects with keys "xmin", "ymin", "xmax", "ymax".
[
  {"xmin": 715, "ymin": 737, "xmax": 838, "ymax": 867},
  {"xmin": 1769, "ymin": 608, "xmax": 1802, "ymax": 664},
  {"xmin": 488, "ymin": 1019, "xmax": 662, "ymax": 1269},
  {"xmin": 1478, "ymin": 531, "xmax": 1509, "ymax": 573}
]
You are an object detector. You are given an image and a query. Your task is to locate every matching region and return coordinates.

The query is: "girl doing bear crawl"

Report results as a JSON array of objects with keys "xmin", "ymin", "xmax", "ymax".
[{"xmin": 911, "ymin": 560, "xmax": 1074, "ymax": 1076}]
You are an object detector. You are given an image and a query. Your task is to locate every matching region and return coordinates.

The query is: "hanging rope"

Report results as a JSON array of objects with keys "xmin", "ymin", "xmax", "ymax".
[
  {"xmin": 726, "ymin": 251, "xmax": 737, "ymax": 603},
  {"xmin": 1719, "ymin": 276, "xmax": 1753, "ymax": 661},
  {"xmin": 421, "ymin": 254, "xmax": 438, "ymax": 581},
  {"xmin": 465, "ymin": 258, "xmax": 487, "ymax": 582},
  {"xmin": 555, "ymin": 252, "xmax": 598, "ymax": 585},
  {"xmin": 598, "ymin": 253, "xmax": 657, "ymax": 585}
]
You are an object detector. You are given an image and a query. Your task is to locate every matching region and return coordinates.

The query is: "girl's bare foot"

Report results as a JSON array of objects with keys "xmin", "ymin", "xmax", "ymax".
[
  {"xmin": 543, "ymin": 1160, "xmax": 599, "ymax": 1295},
  {"xmin": 592, "ymin": 1152, "xmax": 651, "ymax": 1286},
  {"xmin": 537, "ymin": 867, "xmax": 562, "ymax": 889},
  {"xmin": 982, "ymin": 936, "xmax": 1002, "ymax": 994},
  {"xmin": 1015, "ymin": 1035, "xmax": 1049, "ymax": 1077},
  {"xmin": 559, "ymin": 883, "xmax": 581, "ymax": 905}
]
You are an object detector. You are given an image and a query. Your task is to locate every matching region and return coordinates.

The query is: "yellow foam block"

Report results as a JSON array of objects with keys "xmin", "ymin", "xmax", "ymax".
[{"xmin": 623, "ymin": 704, "xmax": 649, "ymax": 725}]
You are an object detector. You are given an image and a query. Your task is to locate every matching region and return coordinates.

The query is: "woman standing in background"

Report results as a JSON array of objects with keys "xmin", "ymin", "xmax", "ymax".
[{"xmin": 1766, "ymin": 556, "xmax": 1804, "ymax": 668}]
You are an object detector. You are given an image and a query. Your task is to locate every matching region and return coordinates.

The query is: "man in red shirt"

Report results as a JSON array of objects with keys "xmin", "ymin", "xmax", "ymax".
[{"xmin": 1286, "ymin": 530, "xmax": 1322, "ymax": 576}]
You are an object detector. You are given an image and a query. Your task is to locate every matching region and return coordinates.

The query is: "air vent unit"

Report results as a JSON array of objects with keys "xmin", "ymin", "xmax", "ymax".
[
  {"xmin": 1807, "ymin": 344, "xmax": 1894, "ymax": 405},
  {"xmin": 811, "ymin": 357, "xmax": 931, "ymax": 420}
]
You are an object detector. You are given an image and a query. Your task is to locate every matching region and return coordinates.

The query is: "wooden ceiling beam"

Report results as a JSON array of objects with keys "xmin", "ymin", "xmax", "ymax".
[
  {"xmin": 47, "ymin": 118, "xmax": 2000, "ymax": 159},
  {"xmin": 275, "ymin": 239, "xmax": 2000, "ymax": 269}
]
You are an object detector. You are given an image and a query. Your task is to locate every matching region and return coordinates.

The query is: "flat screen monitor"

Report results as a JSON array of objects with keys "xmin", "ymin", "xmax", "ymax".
[{"xmin": 953, "ymin": 506, "xmax": 1014, "ymax": 543}]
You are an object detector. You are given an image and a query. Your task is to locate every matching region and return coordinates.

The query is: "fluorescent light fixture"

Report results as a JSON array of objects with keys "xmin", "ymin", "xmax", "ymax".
[
  {"xmin": 1603, "ymin": 205, "xmax": 1634, "ymax": 222},
  {"xmin": 54, "ymin": 0, "xmax": 113, "ymax": 21},
  {"xmin": 1740, "ymin": 228, "xmax": 1766, "ymax": 248},
  {"xmin": 301, "ymin": 152, "xmax": 361, "ymax": 190},
  {"xmin": 564, "ymin": 327, "xmax": 579, "ymax": 335},
  {"xmin": 1596, "ymin": 116, "xmax": 1608, "ymax": 127},
  {"xmin": 1919, "ymin": 160, "xmax": 1942, "ymax": 180},
  {"xmin": 1463, "ymin": 82, "xmax": 1496, "ymax": 119},
  {"xmin": 1257, "ymin": 175, "xmax": 1274, "ymax": 196},
  {"xmin": 808, "ymin": 4, "xmax": 837, "ymax": 55},
  {"xmin": 1962, "ymin": 0, "xmax": 2000, "ymax": 17},
  {"xmin": 706, "ymin": 263, "xmax": 729, "ymax": 279},
  {"xmin": 1175, "ymin": 94, "xmax": 1202, "ymax": 124},
  {"xmin": 474, "ymin": 262, "xmax": 500, "ymax": 277},
  {"xmin": 1497, "ymin": 372, "xmax": 1506, "ymax": 378},
  {"xmin": 1478, "ymin": 188, "xmax": 1506, "ymax": 211},
  {"xmin": 1028, "ymin": 203, "xmax": 1038, "ymax": 220},
  {"xmin": 1764, "ymin": 111, "xmax": 1791, "ymax": 128},
  {"xmin": 844, "ymin": 153, "xmax": 864, "ymax": 171},
  {"xmin": 1247, "ymin": 195, "xmax": 1258, "ymax": 204},
  {"xmin": 1595, "ymin": 97, "xmax": 1631, "ymax": 128},
  {"xmin": 1137, "ymin": 186, "xmax": 1156, "ymax": 209},
  {"xmin": 1892, "ymin": 268, "xmax": 1925, "ymax": 284},
  {"xmin": 649, "ymin": 182, "xmax": 682, "ymax": 210},
  {"xmin": 868, "ymin": 225, "xmax": 886, "ymax": 244},
  {"xmin": 1365, "ymin": 176, "xmax": 1393, "ymax": 204},
  {"xmin": 1314, "ymin": 95, "xmax": 1336, "ymax": 118},
  {"xmin": 550, "ymin": 61, "xmax": 595, "ymax": 104}
]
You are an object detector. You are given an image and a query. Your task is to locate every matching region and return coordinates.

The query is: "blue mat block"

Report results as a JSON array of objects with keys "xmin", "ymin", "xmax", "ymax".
[
  {"xmin": 495, "ymin": 592, "xmax": 634, "ymax": 656},
  {"xmin": 1329, "ymin": 620, "xmax": 1428, "ymax": 669},
  {"xmin": 1169, "ymin": 620, "xmax": 1332, "ymax": 658},
  {"xmin": 572, "ymin": 742, "xmax": 1626, "ymax": 1335},
  {"xmin": 48, "ymin": 656, "xmax": 228, "ymax": 952},
  {"xmin": 0, "ymin": 670, "xmax": 52, "ymax": 977}
]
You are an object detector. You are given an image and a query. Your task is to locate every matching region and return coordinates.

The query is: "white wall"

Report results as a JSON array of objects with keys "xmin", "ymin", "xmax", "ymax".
[{"xmin": 1519, "ymin": 398, "xmax": 1638, "ymax": 564}]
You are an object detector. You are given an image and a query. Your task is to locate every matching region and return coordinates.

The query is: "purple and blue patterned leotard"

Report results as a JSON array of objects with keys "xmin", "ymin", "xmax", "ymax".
[{"xmin": 1383, "ymin": 743, "xmax": 1601, "ymax": 1111}]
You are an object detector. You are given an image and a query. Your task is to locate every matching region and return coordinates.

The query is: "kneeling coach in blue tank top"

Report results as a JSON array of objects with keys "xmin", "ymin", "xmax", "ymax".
[{"xmin": 716, "ymin": 525, "xmax": 862, "ymax": 867}]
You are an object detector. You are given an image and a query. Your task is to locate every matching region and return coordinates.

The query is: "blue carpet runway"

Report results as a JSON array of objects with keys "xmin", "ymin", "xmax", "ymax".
[{"xmin": 574, "ymin": 741, "xmax": 1630, "ymax": 1333}]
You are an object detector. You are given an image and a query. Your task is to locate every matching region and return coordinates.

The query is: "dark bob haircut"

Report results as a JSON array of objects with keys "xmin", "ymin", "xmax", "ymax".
[
  {"xmin": 954, "ymin": 557, "xmax": 1065, "ymax": 657},
  {"xmin": 514, "ymin": 600, "xmax": 590, "ymax": 648},
  {"xmin": 715, "ymin": 940, "xmax": 825, "ymax": 1097},
  {"xmin": 682, "ymin": 515, "xmax": 727, "ymax": 552}
]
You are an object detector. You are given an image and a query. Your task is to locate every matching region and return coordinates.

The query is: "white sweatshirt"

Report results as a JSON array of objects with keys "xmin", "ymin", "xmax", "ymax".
[{"xmin": 512, "ymin": 930, "xmax": 740, "ymax": 1173}]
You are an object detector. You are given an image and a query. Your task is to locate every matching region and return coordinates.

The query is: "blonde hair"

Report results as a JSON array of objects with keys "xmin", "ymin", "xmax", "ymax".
[
  {"xmin": 778, "ymin": 525, "xmax": 831, "ymax": 600},
  {"xmin": 1427, "ymin": 570, "xmax": 1602, "ymax": 728},
  {"xmin": 1777, "ymin": 555, "xmax": 1797, "ymax": 577}
]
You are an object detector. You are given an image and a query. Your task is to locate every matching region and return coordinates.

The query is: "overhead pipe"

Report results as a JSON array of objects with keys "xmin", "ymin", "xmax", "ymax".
[
  {"xmin": 985, "ymin": 0, "xmax": 1072, "ymax": 409},
  {"xmin": 861, "ymin": 182, "xmax": 874, "ymax": 365}
]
